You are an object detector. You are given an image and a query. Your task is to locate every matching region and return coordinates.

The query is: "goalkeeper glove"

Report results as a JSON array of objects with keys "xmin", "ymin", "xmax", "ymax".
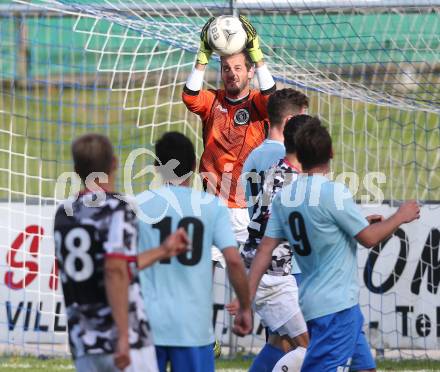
[
  {"xmin": 239, "ymin": 15, "xmax": 264, "ymax": 64},
  {"xmin": 196, "ymin": 17, "xmax": 215, "ymax": 65}
]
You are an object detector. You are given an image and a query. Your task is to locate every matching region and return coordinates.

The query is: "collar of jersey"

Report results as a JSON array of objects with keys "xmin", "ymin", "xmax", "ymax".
[
  {"xmin": 265, "ymin": 139, "xmax": 284, "ymax": 146},
  {"xmin": 79, "ymin": 189, "xmax": 115, "ymax": 195},
  {"xmin": 283, "ymin": 157, "xmax": 301, "ymax": 173},
  {"xmin": 225, "ymin": 92, "xmax": 250, "ymax": 106}
]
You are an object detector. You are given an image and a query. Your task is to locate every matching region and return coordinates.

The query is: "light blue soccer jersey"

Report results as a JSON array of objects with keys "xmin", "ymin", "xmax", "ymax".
[
  {"xmin": 242, "ymin": 139, "xmax": 285, "ymax": 216},
  {"xmin": 136, "ymin": 185, "xmax": 237, "ymax": 347},
  {"xmin": 265, "ymin": 175, "xmax": 369, "ymax": 321}
]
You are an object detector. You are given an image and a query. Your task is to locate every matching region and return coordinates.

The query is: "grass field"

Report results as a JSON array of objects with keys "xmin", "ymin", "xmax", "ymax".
[{"xmin": 1, "ymin": 355, "xmax": 440, "ymax": 371}]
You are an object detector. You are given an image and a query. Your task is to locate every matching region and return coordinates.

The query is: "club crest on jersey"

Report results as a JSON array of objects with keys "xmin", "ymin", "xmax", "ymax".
[{"xmin": 234, "ymin": 108, "xmax": 250, "ymax": 126}]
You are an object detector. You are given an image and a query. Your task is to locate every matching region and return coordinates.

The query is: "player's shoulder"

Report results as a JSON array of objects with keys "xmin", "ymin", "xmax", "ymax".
[
  {"xmin": 312, "ymin": 178, "xmax": 354, "ymax": 213},
  {"xmin": 275, "ymin": 157, "xmax": 290, "ymax": 170},
  {"xmin": 196, "ymin": 188, "xmax": 227, "ymax": 209},
  {"xmin": 246, "ymin": 141, "xmax": 266, "ymax": 161},
  {"xmin": 136, "ymin": 186, "xmax": 174, "ymax": 209},
  {"xmin": 249, "ymin": 88, "xmax": 274, "ymax": 102},
  {"xmin": 320, "ymin": 178, "xmax": 351, "ymax": 198},
  {"xmin": 55, "ymin": 192, "xmax": 135, "ymax": 229},
  {"xmin": 191, "ymin": 189, "xmax": 229, "ymax": 223},
  {"xmin": 182, "ymin": 88, "xmax": 217, "ymax": 109},
  {"xmin": 99, "ymin": 192, "xmax": 134, "ymax": 213},
  {"xmin": 57, "ymin": 192, "xmax": 130, "ymax": 212},
  {"xmin": 183, "ymin": 87, "xmax": 217, "ymax": 97},
  {"xmin": 249, "ymin": 88, "xmax": 267, "ymax": 97},
  {"xmin": 136, "ymin": 185, "xmax": 225, "ymax": 216}
]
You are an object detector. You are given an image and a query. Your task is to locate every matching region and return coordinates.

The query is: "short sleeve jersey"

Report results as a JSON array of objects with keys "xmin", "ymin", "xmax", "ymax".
[
  {"xmin": 241, "ymin": 158, "xmax": 300, "ymax": 275},
  {"xmin": 242, "ymin": 139, "xmax": 286, "ymax": 216},
  {"xmin": 136, "ymin": 185, "xmax": 237, "ymax": 346},
  {"xmin": 265, "ymin": 175, "xmax": 369, "ymax": 321},
  {"xmin": 54, "ymin": 193, "xmax": 152, "ymax": 359},
  {"xmin": 182, "ymin": 88, "xmax": 272, "ymax": 208}
]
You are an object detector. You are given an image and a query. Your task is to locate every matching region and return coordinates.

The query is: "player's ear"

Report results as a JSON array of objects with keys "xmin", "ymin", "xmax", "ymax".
[{"xmin": 284, "ymin": 115, "xmax": 293, "ymax": 125}]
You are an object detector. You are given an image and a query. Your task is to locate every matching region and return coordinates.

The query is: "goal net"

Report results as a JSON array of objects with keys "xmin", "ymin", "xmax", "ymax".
[{"xmin": 0, "ymin": 0, "xmax": 439, "ymax": 359}]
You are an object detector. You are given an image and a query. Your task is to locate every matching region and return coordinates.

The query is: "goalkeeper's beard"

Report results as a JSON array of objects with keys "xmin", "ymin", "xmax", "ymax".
[{"xmin": 225, "ymin": 79, "xmax": 249, "ymax": 98}]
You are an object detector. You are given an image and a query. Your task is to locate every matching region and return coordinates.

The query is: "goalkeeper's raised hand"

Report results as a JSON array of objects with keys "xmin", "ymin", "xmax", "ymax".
[
  {"xmin": 239, "ymin": 15, "xmax": 264, "ymax": 64},
  {"xmin": 196, "ymin": 17, "xmax": 215, "ymax": 65}
]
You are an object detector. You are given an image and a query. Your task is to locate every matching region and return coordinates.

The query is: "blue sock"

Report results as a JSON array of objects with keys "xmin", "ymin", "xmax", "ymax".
[{"xmin": 249, "ymin": 343, "xmax": 285, "ymax": 372}]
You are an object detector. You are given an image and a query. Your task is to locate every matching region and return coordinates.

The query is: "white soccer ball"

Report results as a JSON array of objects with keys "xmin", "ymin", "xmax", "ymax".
[{"xmin": 207, "ymin": 15, "xmax": 247, "ymax": 57}]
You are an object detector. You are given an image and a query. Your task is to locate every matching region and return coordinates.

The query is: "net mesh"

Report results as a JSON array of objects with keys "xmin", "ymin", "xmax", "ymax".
[{"xmin": 0, "ymin": 0, "xmax": 439, "ymax": 359}]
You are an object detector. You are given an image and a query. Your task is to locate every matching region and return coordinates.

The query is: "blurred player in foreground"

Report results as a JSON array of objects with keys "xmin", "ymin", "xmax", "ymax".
[
  {"xmin": 249, "ymin": 119, "xmax": 420, "ymax": 372},
  {"xmin": 54, "ymin": 134, "xmax": 188, "ymax": 372},
  {"xmin": 229, "ymin": 115, "xmax": 312, "ymax": 371},
  {"xmin": 136, "ymin": 132, "xmax": 252, "ymax": 372},
  {"xmin": 182, "ymin": 16, "xmax": 276, "ymax": 268},
  {"xmin": 242, "ymin": 88, "xmax": 309, "ymax": 215}
]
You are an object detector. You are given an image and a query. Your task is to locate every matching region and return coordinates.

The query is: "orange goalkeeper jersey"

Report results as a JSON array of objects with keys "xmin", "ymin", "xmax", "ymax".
[{"xmin": 183, "ymin": 88, "xmax": 272, "ymax": 208}]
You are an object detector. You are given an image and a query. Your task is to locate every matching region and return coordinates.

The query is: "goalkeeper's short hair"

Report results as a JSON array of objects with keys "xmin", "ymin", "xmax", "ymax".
[{"xmin": 220, "ymin": 50, "xmax": 253, "ymax": 71}]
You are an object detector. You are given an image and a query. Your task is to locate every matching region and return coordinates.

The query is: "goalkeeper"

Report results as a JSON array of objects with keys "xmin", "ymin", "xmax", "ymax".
[{"xmin": 182, "ymin": 16, "xmax": 276, "ymax": 261}]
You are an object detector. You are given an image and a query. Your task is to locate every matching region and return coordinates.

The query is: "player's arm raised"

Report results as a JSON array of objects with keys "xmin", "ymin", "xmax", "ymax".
[
  {"xmin": 195, "ymin": 17, "xmax": 214, "ymax": 71},
  {"xmin": 239, "ymin": 15, "xmax": 275, "ymax": 97},
  {"xmin": 239, "ymin": 15, "xmax": 265, "ymax": 68},
  {"xmin": 137, "ymin": 228, "xmax": 189, "ymax": 270},
  {"xmin": 356, "ymin": 200, "xmax": 420, "ymax": 248},
  {"xmin": 182, "ymin": 17, "xmax": 216, "ymax": 118}
]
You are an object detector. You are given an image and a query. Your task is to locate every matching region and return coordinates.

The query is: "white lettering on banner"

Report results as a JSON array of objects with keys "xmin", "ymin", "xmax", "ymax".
[
  {"xmin": 358, "ymin": 204, "xmax": 440, "ymax": 349},
  {"xmin": 0, "ymin": 203, "xmax": 439, "ymax": 350}
]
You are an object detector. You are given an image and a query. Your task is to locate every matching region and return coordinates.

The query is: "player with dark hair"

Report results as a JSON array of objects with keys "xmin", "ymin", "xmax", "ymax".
[
  {"xmin": 229, "ymin": 115, "xmax": 311, "ymax": 372},
  {"xmin": 248, "ymin": 120, "xmax": 420, "ymax": 372},
  {"xmin": 153, "ymin": 131, "xmax": 197, "ymax": 180},
  {"xmin": 55, "ymin": 133, "xmax": 188, "ymax": 372},
  {"xmin": 242, "ymin": 88, "xmax": 309, "ymax": 215},
  {"xmin": 136, "ymin": 132, "xmax": 252, "ymax": 372},
  {"xmin": 182, "ymin": 16, "xmax": 276, "ymax": 268}
]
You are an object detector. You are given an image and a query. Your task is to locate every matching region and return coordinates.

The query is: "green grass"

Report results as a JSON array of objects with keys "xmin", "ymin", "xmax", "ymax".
[
  {"xmin": 377, "ymin": 359, "xmax": 440, "ymax": 370},
  {"xmin": 1, "ymin": 355, "xmax": 440, "ymax": 371}
]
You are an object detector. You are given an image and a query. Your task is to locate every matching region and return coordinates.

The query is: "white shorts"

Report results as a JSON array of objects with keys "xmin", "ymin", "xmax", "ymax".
[
  {"xmin": 212, "ymin": 208, "xmax": 249, "ymax": 268},
  {"xmin": 228, "ymin": 207, "xmax": 250, "ymax": 245},
  {"xmin": 211, "ymin": 246, "xmax": 226, "ymax": 268},
  {"xmin": 254, "ymin": 274, "xmax": 307, "ymax": 338},
  {"xmin": 74, "ymin": 346, "xmax": 158, "ymax": 372}
]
